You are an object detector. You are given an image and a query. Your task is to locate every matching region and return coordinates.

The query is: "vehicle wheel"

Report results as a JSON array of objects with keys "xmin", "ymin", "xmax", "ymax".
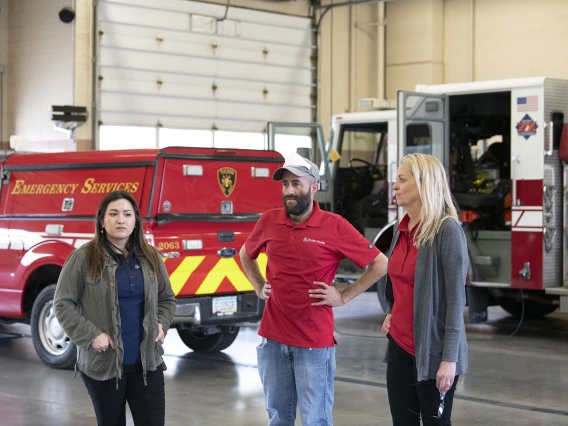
[
  {"xmin": 31, "ymin": 284, "xmax": 76, "ymax": 369},
  {"xmin": 177, "ymin": 327, "xmax": 240, "ymax": 352},
  {"xmin": 499, "ymin": 300, "xmax": 558, "ymax": 319}
]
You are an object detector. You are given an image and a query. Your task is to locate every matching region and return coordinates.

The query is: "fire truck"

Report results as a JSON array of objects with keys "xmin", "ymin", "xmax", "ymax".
[
  {"xmin": 0, "ymin": 147, "xmax": 283, "ymax": 369},
  {"xmin": 270, "ymin": 77, "xmax": 568, "ymax": 322}
]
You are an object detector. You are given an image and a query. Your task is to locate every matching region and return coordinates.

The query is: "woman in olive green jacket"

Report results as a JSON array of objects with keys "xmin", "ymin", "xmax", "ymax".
[{"xmin": 54, "ymin": 190, "xmax": 176, "ymax": 426}]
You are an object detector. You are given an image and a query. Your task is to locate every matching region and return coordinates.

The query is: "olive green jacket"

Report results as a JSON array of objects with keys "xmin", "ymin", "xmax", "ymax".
[{"xmin": 54, "ymin": 245, "xmax": 176, "ymax": 382}]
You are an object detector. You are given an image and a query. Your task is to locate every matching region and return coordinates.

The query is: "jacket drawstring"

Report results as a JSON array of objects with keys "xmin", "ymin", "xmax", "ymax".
[
  {"xmin": 143, "ymin": 371, "xmax": 147, "ymax": 386},
  {"xmin": 73, "ymin": 361, "xmax": 77, "ymax": 379}
]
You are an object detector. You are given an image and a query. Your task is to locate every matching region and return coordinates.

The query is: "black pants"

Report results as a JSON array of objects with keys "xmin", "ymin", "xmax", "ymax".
[
  {"xmin": 81, "ymin": 364, "xmax": 165, "ymax": 426},
  {"xmin": 386, "ymin": 335, "xmax": 458, "ymax": 426}
]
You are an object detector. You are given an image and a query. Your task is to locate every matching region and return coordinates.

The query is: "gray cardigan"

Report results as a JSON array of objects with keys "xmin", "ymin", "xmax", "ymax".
[{"xmin": 380, "ymin": 217, "xmax": 468, "ymax": 382}]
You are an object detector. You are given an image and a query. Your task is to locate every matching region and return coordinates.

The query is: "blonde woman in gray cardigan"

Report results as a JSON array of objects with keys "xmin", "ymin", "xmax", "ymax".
[{"xmin": 380, "ymin": 153, "xmax": 468, "ymax": 425}]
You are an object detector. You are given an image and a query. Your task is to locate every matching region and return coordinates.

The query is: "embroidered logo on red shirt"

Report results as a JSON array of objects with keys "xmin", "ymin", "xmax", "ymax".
[{"xmin": 303, "ymin": 237, "xmax": 326, "ymax": 245}]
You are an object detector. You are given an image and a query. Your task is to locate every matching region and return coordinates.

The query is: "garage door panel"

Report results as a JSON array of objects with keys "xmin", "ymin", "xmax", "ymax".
[
  {"xmin": 100, "ymin": 3, "xmax": 189, "ymax": 32},
  {"xmin": 100, "ymin": 32, "xmax": 313, "ymax": 70},
  {"xmin": 101, "ymin": 2, "xmax": 312, "ymax": 47},
  {"xmin": 101, "ymin": 93, "xmax": 311, "ymax": 122},
  {"xmin": 100, "ymin": 79, "xmax": 311, "ymax": 108},
  {"xmin": 100, "ymin": 67, "xmax": 312, "ymax": 97},
  {"xmin": 97, "ymin": 0, "xmax": 313, "ymax": 136},
  {"xmin": 103, "ymin": 0, "xmax": 312, "ymax": 30},
  {"xmin": 99, "ymin": 49, "xmax": 311, "ymax": 87},
  {"xmin": 99, "ymin": 22, "xmax": 313, "ymax": 60},
  {"xmin": 100, "ymin": 113, "xmax": 266, "ymax": 134}
]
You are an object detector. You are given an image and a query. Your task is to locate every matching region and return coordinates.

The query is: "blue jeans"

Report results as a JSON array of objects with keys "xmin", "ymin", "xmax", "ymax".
[{"xmin": 257, "ymin": 338, "xmax": 336, "ymax": 426}]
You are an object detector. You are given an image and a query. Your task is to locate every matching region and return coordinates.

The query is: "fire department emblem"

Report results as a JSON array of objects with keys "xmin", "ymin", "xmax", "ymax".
[
  {"xmin": 218, "ymin": 167, "xmax": 237, "ymax": 197},
  {"xmin": 516, "ymin": 114, "xmax": 538, "ymax": 140}
]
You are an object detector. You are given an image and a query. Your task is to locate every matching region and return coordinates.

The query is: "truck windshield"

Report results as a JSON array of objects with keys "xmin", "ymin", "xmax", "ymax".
[{"xmin": 334, "ymin": 123, "xmax": 389, "ymax": 233}]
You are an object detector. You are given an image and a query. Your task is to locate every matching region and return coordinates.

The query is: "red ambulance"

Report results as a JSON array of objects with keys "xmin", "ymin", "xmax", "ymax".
[{"xmin": 0, "ymin": 147, "xmax": 282, "ymax": 368}]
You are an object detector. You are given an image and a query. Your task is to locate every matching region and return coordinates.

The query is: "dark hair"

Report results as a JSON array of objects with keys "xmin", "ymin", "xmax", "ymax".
[{"xmin": 85, "ymin": 190, "xmax": 163, "ymax": 278}]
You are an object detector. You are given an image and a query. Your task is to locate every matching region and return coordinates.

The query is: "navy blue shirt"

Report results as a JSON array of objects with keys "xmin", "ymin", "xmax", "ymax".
[{"xmin": 115, "ymin": 252, "xmax": 145, "ymax": 365}]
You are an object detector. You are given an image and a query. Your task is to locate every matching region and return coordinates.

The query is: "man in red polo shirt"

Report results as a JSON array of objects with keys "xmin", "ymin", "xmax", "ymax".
[{"xmin": 240, "ymin": 152, "xmax": 388, "ymax": 426}]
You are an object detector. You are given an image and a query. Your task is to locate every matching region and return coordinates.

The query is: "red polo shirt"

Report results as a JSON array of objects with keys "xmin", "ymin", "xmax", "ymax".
[
  {"xmin": 388, "ymin": 214, "xmax": 419, "ymax": 356},
  {"xmin": 245, "ymin": 201, "xmax": 380, "ymax": 348}
]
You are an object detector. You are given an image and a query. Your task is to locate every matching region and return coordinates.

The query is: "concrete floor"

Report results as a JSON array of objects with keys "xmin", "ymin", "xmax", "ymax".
[{"xmin": 1, "ymin": 293, "xmax": 568, "ymax": 426}]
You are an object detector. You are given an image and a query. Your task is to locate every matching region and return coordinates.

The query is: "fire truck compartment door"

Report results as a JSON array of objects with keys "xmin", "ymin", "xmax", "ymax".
[
  {"xmin": 397, "ymin": 91, "xmax": 450, "ymax": 173},
  {"xmin": 267, "ymin": 122, "xmax": 330, "ymax": 209}
]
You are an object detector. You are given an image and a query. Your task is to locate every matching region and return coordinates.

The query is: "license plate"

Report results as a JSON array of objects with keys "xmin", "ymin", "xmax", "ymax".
[{"xmin": 212, "ymin": 296, "xmax": 237, "ymax": 317}]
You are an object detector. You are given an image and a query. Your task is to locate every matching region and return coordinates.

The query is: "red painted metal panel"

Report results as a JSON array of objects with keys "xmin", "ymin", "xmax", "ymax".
[
  {"xmin": 158, "ymin": 155, "xmax": 283, "ymax": 215},
  {"xmin": 511, "ymin": 231, "xmax": 543, "ymax": 290},
  {"xmin": 511, "ymin": 179, "xmax": 543, "ymax": 289},
  {"xmin": 6, "ymin": 168, "xmax": 147, "ymax": 216},
  {"xmin": 516, "ymin": 179, "xmax": 543, "ymax": 207}
]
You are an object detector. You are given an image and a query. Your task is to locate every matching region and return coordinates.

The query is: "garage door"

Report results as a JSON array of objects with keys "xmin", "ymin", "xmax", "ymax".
[{"xmin": 95, "ymin": 0, "xmax": 314, "ymax": 146}]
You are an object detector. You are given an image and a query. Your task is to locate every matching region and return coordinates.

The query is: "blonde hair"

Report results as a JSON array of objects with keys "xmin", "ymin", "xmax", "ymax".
[{"xmin": 400, "ymin": 153, "xmax": 459, "ymax": 248}]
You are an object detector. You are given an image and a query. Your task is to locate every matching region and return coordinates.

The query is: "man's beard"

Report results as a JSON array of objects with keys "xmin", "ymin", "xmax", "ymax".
[{"xmin": 283, "ymin": 191, "xmax": 312, "ymax": 216}]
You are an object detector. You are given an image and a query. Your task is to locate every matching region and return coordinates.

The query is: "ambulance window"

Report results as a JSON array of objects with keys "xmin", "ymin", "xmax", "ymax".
[
  {"xmin": 339, "ymin": 130, "xmax": 377, "ymax": 167},
  {"xmin": 274, "ymin": 134, "xmax": 313, "ymax": 160},
  {"xmin": 338, "ymin": 126, "xmax": 387, "ymax": 169},
  {"xmin": 405, "ymin": 124, "xmax": 431, "ymax": 155},
  {"xmin": 274, "ymin": 129, "xmax": 324, "ymax": 174}
]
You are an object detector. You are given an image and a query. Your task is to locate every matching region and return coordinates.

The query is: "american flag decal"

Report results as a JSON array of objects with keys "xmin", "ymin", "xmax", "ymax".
[{"xmin": 517, "ymin": 96, "xmax": 538, "ymax": 112}]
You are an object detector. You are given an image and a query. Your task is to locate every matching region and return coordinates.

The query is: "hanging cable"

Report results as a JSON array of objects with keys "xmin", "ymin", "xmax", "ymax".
[{"xmin": 217, "ymin": 0, "xmax": 230, "ymax": 23}]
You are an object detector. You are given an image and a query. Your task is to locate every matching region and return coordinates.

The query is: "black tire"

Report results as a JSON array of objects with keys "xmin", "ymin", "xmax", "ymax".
[
  {"xmin": 499, "ymin": 300, "xmax": 558, "ymax": 319},
  {"xmin": 177, "ymin": 327, "xmax": 240, "ymax": 352},
  {"xmin": 30, "ymin": 284, "xmax": 76, "ymax": 369}
]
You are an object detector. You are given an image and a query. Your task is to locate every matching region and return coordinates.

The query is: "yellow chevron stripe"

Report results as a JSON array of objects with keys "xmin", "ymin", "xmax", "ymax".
[
  {"xmin": 168, "ymin": 256, "xmax": 205, "ymax": 295},
  {"xmin": 195, "ymin": 253, "xmax": 268, "ymax": 295},
  {"xmin": 196, "ymin": 258, "xmax": 252, "ymax": 294},
  {"xmin": 167, "ymin": 253, "xmax": 269, "ymax": 296}
]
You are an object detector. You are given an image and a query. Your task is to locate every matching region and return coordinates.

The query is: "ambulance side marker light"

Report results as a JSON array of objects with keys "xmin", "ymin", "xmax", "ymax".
[
  {"xmin": 251, "ymin": 167, "xmax": 269, "ymax": 178},
  {"xmin": 183, "ymin": 239, "xmax": 203, "ymax": 250},
  {"xmin": 183, "ymin": 165, "xmax": 203, "ymax": 176}
]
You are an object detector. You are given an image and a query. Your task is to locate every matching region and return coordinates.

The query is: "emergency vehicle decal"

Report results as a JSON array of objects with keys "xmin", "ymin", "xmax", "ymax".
[
  {"xmin": 1, "ymin": 228, "xmax": 265, "ymax": 296},
  {"xmin": 516, "ymin": 95, "xmax": 538, "ymax": 112},
  {"xmin": 516, "ymin": 114, "xmax": 538, "ymax": 140},
  {"xmin": 166, "ymin": 253, "xmax": 267, "ymax": 296},
  {"xmin": 10, "ymin": 178, "xmax": 140, "ymax": 195},
  {"xmin": 0, "ymin": 232, "xmax": 94, "ymax": 251},
  {"xmin": 218, "ymin": 167, "xmax": 237, "ymax": 197}
]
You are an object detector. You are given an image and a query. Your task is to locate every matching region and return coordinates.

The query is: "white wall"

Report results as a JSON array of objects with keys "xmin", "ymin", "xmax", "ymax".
[
  {"xmin": 318, "ymin": 0, "xmax": 381, "ymax": 139},
  {"xmin": 387, "ymin": 0, "xmax": 568, "ymax": 98},
  {"xmin": 7, "ymin": 0, "xmax": 74, "ymax": 149},
  {"xmin": 453, "ymin": 0, "xmax": 568, "ymax": 82}
]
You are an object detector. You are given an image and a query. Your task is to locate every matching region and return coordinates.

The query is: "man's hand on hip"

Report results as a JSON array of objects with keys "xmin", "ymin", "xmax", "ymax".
[
  {"xmin": 309, "ymin": 281, "xmax": 345, "ymax": 307},
  {"xmin": 257, "ymin": 280, "xmax": 271, "ymax": 300}
]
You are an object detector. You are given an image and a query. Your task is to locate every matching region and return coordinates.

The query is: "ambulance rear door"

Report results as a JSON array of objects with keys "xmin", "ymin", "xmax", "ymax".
[{"xmin": 152, "ymin": 147, "xmax": 283, "ymax": 299}]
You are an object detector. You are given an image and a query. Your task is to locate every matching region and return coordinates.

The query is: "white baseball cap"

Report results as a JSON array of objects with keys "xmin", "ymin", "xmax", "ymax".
[{"xmin": 272, "ymin": 152, "xmax": 320, "ymax": 183}]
